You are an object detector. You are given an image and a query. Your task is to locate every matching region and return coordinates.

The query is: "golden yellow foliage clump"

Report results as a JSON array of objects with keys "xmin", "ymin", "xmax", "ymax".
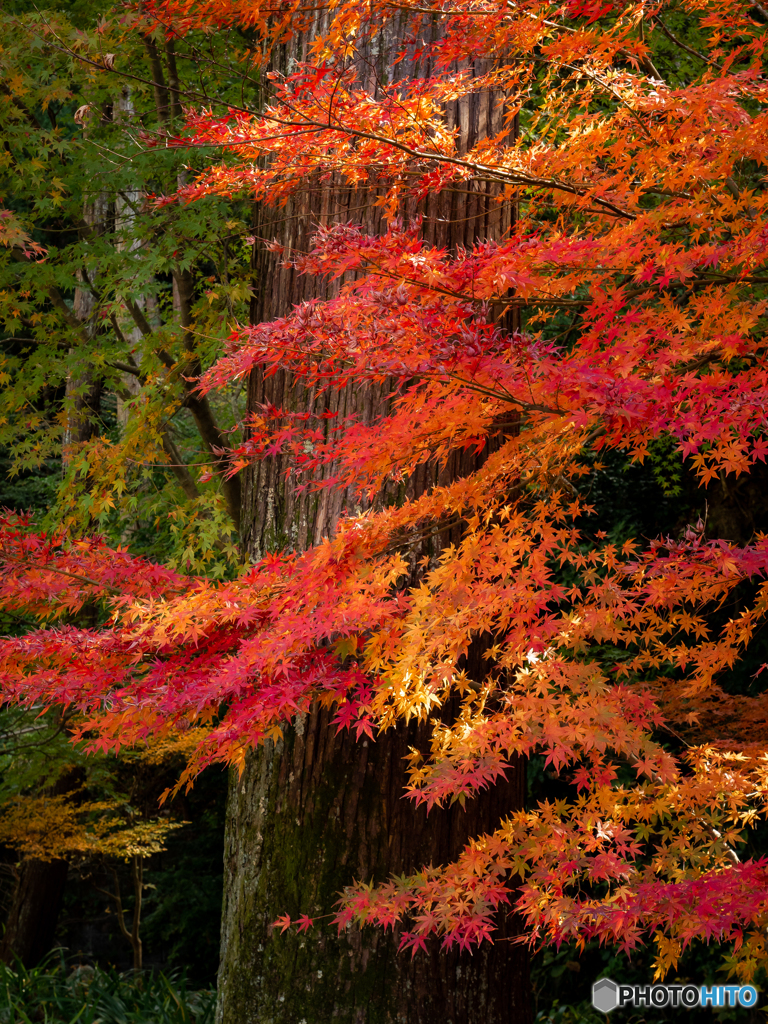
[{"xmin": 0, "ymin": 793, "xmax": 184, "ymax": 862}]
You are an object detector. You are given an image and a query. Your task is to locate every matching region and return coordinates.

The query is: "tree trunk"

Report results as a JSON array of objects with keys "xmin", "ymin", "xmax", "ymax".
[
  {"xmin": 217, "ymin": 12, "xmax": 531, "ymax": 1023},
  {"xmin": 0, "ymin": 858, "xmax": 68, "ymax": 967},
  {"xmin": 63, "ymin": 184, "xmax": 108, "ymax": 458},
  {"xmin": 218, "ymin": 712, "xmax": 529, "ymax": 1024}
]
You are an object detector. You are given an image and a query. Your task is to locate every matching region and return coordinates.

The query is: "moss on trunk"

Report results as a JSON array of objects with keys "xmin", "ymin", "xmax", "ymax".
[{"xmin": 217, "ymin": 707, "xmax": 531, "ymax": 1024}]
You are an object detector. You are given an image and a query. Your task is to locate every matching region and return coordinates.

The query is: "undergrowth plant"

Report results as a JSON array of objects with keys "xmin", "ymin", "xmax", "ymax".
[{"xmin": 0, "ymin": 954, "xmax": 214, "ymax": 1024}]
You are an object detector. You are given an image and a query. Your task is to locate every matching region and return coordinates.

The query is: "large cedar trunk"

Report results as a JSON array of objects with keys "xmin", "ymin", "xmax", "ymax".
[
  {"xmin": 216, "ymin": 11, "xmax": 532, "ymax": 1023},
  {"xmin": 218, "ymin": 714, "xmax": 530, "ymax": 1024},
  {"xmin": 0, "ymin": 858, "xmax": 68, "ymax": 967}
]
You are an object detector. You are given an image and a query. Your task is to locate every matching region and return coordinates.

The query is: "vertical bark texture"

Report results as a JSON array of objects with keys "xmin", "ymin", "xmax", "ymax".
[
  {"xmin": 218, "ymin": 12, "xmax": 530, "ymax": 1023},
  {"xmin": 0, "ymin": 858, "xmax": 68, "ymax": 967},
  {"xmin": 241, "ymin": 17, "xmax": 513, "ymax": 559},
  {"xmin": 218, "ymin": 716, "xmax": 529, "ymax": 1024}
]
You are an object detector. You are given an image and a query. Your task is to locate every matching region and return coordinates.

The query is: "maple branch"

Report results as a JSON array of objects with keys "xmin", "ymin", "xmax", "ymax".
[
  {"xmin": 160, "ymin": 430, "xmax": 202, "ymax": 502},
  {"xmin": 277, "ymin": 97, "xmax": 639, "ymax": 221},
  {"xmin": 105, "ymin": 341, "xmax": 203, "ymax": 502},
  {"xmin": 0, "ymin": 715, "xmax": 68, "ymax": 754},
  {"xmin": 336, "ymin": 252, "xmax": 596, "ymax": 311},
  {"xmin": 37, "ymin": 31, "xmax": 640, "ymax": 222},
  {"xmin": 652, "ymin": 15, "xmax": 723, "ymax": 70},
  {"xmin": 623, "ymin": 751, "xmax": 742, "ymax": 867},
  {"xmin": 44, "ymin": 24, "xmax": 658, "ymax": 232},
  {"xmin": 442, "ymin": 373, "xmax": 557, "ymax": 416},
  {"xmin": 44, "ymin": 284, "xmax": 91, "ymax": 339},
  {"xmin": 109, "ymin": 360, "xmax": 143, "ymax": 378},
  {"xmin": 123, "ymin": 296, "xmax": 155, "ymax": 339},
  {"xmin": 172, "ymin": 269, "xmax": 242, "ymax": 533},
  {"xmin": 0, "ymin": 555, "xmax": 121, "ymax": 598},
  {"xmin": 382, "ymin": 515, "xmax": 468, "ymax": 556},
  {"xmin": 83, "ymin": 252, "xmax": 239, "ymax": 526},
  {"xmin": 69, "ymin": 219, "xmax": 180, "ymax": 375}
]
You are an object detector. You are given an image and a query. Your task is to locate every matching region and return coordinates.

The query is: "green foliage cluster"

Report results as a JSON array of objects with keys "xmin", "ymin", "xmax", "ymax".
[
  {"xmin": 0, "ymin": 955, "xmax": 214, "ymax": 1024},
  {"xmin": 0, "ymin": 2, "xmax": 242, "ymax": 984},
  {"xmin": 0, "ymin": 707, "xmax": 84, "ymax": 805},
  {"xmin": 0, "ymin": 5, "xmax": 256, "ymax": 574},
  {"xmin": 646, "ymin": 434, "xmax": 685, "ymax": 499}
]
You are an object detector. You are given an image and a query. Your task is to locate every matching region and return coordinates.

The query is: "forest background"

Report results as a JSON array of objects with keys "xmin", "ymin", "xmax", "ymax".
[
  {"xmin": 1, "ymin": 0, "xmax": 767, "ymax": 1021},
  {"xmin": 0, "ymin": 0, "xmax": 239, "ymax": 999}
]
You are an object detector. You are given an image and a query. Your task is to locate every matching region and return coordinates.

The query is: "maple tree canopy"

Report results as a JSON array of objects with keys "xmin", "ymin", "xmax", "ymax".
[{"xmin": 2, "ymin": 0, "xmax": 768, "ymax": 980}]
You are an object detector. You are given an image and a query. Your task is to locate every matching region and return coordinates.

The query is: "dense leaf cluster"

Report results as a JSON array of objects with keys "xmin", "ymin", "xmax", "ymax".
[{"xmin": 2, "ymin": 0, "xmax": 768, "ymax": 992}]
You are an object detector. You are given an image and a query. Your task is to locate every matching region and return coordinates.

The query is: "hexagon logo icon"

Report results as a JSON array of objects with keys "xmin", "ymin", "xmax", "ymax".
[{"xmin": 592, "ymin": 977, "xmax": 619, "ymax": 1014}]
